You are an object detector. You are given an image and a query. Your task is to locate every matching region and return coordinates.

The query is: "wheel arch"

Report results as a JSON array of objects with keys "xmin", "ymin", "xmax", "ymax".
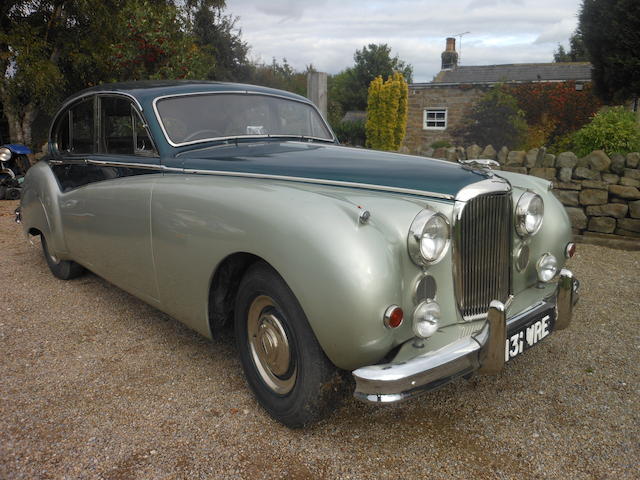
[{"xmin": 207, "ymin": 251, "xmax": 265, "ymax": 336}]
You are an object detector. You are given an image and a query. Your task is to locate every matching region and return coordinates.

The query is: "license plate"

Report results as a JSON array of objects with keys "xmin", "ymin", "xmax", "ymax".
[{"xmin": 505, "ymin": 307, "xmax": 555, "ymax": 362}]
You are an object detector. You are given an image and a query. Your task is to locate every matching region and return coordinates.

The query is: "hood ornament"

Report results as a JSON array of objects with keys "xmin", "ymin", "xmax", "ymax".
[{"xmin": 458, "ymin": 158, "xmax": 500, "ymax": 170}]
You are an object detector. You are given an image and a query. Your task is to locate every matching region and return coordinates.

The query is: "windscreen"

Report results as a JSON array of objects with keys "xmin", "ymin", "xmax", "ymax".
[{"xmin": 155, "ymin": 93, "xmax": 333, "ymax": 145}]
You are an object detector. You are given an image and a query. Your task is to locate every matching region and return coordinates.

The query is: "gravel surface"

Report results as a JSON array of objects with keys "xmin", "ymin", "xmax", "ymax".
[{"xmin": 1, "ymin": 199, "xmax": 639, "ymax": 479}]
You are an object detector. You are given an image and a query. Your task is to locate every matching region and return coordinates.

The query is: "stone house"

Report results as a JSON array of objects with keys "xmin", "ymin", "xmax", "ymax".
[{"xmin": 403, "ymin": 38, "xmax": 592, "ymax": 154}]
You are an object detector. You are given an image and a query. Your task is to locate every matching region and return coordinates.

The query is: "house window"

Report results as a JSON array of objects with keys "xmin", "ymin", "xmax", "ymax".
[{"xmin": 423, "ymin": 108, "xmax": 447, "ymax": 130}]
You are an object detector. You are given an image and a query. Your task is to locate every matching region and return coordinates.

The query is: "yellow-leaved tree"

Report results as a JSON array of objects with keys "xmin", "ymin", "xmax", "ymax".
[{"xmin": 365, "ymin": 72, "xmax": 408, "ymax": 151}]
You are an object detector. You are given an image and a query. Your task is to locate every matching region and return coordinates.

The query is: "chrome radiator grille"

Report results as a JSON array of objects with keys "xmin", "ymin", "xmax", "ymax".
[{"xmin": 454, "ymin": 192, "xmax": 512, "ymax": 320}]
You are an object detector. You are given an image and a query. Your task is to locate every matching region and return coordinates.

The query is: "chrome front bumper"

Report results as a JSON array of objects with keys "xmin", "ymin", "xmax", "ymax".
[{"xmin": 353, "ymin": 269, "xmax": 579, "ymax": 404}]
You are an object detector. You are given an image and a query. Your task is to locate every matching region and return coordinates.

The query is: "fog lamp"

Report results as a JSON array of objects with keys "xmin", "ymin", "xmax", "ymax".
[
  {"xmin": 413, "ymin": 300, "xmax": 440, "ymax": 338},
  {"xmin": 536, "ymin": 253, "xmax": 558, "ymax": 282}
]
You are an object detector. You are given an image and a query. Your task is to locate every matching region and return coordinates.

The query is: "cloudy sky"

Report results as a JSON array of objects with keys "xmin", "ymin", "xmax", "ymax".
[{"xmin": 226, "ymin": 0, "xmax": 583, "ymax": 82}]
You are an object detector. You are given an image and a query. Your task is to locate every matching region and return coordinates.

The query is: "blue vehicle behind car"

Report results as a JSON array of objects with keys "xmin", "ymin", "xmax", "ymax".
[{"xmin": 0, "ymin": 144, "xmax": 32, "ymax": 199}]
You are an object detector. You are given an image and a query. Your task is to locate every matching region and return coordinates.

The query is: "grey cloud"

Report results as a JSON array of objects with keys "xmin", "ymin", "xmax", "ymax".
[{"xmin": 228, "ymin": 0, "xmax": 582, "ymax": 81}]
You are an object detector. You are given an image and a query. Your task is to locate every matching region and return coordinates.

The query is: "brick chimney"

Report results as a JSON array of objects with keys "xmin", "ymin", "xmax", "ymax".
[{"xmin": 441, "ymin": 37, "xmax": 458, "ymax": 70}]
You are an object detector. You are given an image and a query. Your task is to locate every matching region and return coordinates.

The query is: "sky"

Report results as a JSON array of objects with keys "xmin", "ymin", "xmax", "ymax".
[{"xmin": 226, "ymin": 0, "xmax": 584, "ymax": 83}]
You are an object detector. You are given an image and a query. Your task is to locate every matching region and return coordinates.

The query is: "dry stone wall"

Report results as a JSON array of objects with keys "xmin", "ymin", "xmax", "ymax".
[{"xmin": 416, "ymin": 144, "xmax": 640, "ymax": 242}]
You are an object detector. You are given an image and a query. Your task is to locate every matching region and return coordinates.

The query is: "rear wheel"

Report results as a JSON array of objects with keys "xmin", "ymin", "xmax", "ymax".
[
  {"xmin": 234, "ymin": 262, "xmax": 344, "ymax": 428},
  {"xmin": 41, "ymin": 235, "xmax": 85, "ymax": 280}
]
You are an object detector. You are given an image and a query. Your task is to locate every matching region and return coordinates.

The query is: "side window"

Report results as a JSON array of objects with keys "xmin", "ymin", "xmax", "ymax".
[
  {"xmin": 70, "ymin": 98, "xmax": 95, "ymax": 153},
  {"xmin": 101, "ymin": 97, "xmax": 133, "ymax": 155},
  {"xmin": 100, "ymin": 96, "xmax": 157, "ymax": 156}
]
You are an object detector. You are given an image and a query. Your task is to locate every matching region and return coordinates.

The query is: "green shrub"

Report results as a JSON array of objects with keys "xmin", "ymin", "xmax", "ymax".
[
  {"xmin": 365, "ymin": 72, "xmax": 408, "ymax": 151},
  {"xmin": 333, "ymin": 120, "xmax": 366, "ymax": 146},
  {"xmin": 430, "ymin": 140, "xmax": 451, "ymax": 149},
  {"xmin": 571, "ymin": 107, "xmax": 640, "ymax": 156},
  {"xmin": 453, "ymin": 85, "xmax": 528, "ymax": 150}
]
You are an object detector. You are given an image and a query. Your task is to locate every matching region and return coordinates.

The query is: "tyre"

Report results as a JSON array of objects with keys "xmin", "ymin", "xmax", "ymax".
[
  {"xmin": 0, "ymin": 185, "xmax": 6, "ymax": 200},
  {"xmin": 234, "ymin": 262, "xmax": 344, "ymax": 428},
  {"xmin": 41, "ymin": 235, "xmax": 85, "ymax": 280},
  {"xmin": 6, "ymin": 187, "xmax": 21, "ymax": 200}
]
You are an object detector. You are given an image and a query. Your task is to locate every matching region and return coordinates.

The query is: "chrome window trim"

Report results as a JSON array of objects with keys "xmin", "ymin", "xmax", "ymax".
[
  {"xmin": 151, "ymin": 90, "xmax": 337, "ymax": 148},
  {"xmin": 49, "ymin": 92, "xmax": 147, "ymax": 157}
]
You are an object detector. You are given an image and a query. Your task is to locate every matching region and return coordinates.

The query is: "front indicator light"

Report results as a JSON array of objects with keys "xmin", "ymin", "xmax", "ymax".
[
  {"xmin": 413, "ymin": 301, "xmax": 440, "ymax": 338},
  {"xmin": 383, "ymin": 305, "xmax": 403, "ymax": 329},
  {"xmin": 536, "ymin": 253, "xmax": 558, "ymax": 282}
]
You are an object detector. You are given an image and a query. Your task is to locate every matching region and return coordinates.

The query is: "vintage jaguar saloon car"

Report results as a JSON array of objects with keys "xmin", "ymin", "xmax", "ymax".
[{"xmin": 18, "ymin": 81, "xmax": 579, "ymax": 427}]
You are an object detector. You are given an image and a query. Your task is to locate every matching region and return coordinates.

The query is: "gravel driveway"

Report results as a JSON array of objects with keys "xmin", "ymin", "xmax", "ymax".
[{"xmin": 1, "ymin": 199, "xmax": 638, "ymax": 479}]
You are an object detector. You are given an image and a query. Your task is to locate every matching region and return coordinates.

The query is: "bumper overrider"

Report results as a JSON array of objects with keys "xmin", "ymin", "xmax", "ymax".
[{"xmin": 353, "ymin": 269, "xmax": 579, "ymax": 404}]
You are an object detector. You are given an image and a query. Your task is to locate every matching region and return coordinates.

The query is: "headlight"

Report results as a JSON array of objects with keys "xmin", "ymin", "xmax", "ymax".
[
  {"xmin": 515, "ymin": 192, "xmax": 544, "ymax": 237},
  {"xmin": 0, "ymin": 147, "xmax": 11, "ymax": 162},
  {"xmin": 408, "ymin": 209, "xmax": 450, "ymax": 265},
  {"xmin": 536, "ymin": 253, "xmax": 558, "ymax": 282}
]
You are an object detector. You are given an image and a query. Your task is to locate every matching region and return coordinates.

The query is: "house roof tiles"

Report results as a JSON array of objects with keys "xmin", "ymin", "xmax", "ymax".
[{"xmin": 427, "ymin": 62, "xmax": 592, "ymax": 85}]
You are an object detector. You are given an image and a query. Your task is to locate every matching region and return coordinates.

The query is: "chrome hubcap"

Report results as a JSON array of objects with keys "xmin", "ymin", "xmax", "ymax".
[{"xmin": 247, "ymin": 295, "xmax": 296, "ymax": 394}]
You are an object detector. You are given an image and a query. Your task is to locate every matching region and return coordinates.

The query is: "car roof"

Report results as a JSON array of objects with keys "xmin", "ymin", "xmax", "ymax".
[{"xmin": 63, "ymin": 80, "xmax": 310, "ymax": 106}]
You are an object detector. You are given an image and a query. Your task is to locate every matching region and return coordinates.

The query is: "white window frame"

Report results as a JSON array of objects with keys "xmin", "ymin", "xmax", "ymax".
[{"xmin": 423, "ymin": 108, "xmax": 447, "ymax": 130}]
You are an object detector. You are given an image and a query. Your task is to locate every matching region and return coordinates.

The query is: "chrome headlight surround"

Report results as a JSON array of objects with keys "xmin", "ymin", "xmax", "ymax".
[
  {"xmin": 515, "ymin": 192, "xmax": 544, "ymax": 237},
  {"xmin": 408, "ymin": 209, "xmax": 450, "ymax": 266},
  {"xmin": 536, "ymin": 252, "xmax": 558, "ymax": 282},
  {"xmin": 0, "ymin": 147, "xmax": 11, "ymax": 162}
]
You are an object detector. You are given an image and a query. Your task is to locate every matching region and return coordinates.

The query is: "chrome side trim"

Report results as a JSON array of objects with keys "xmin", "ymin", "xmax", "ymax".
[
  {"xmin": 151, "ymin": 91, "xmax": 337, "ymax": 148},
  {"xmin": 182, "ymin": 168, "xmax": 456, "ymax": 200},
  {"xmin": 45, "ymin": 159, "xmax": 456, "ymax": 199}
]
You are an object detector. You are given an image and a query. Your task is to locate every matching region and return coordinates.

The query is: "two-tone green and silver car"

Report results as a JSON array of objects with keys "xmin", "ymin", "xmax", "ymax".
[{"xmin": 17, "ymin": 81, "xmax": 579, "ymax": 427}]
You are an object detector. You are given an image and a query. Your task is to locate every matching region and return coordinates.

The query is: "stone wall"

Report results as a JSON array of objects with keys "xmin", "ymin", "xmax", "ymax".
[
  {"xmin": 403, "ymin": 84, "xmax": 488, "ymax": 154},
  {"xmin": 418, "ymin": 144, "xmax": 640, "ymax": 242}
]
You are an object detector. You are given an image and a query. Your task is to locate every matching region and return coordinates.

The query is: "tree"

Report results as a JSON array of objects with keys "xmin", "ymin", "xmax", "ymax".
[
  {"xmin": 454, "ymin": 86, "xmax": 528, "ymax": 149},
  {"xmin": 109, "ymin": 0, "xmax": 213, "ymax": 81},
  {"xmin": 192, "ymin": 3, "xmax": 251, "ymax": 81},
  {"xmin": 580, "ymin": 0, "xmax": 640, "ymax": 103},
  {"xmin": 1, "ymin": 0, "xmax": 248, "ymax": 146},
  {"xmin": 0, "ymin": 1, "xmax": 124, "ymax": 146},
  {"xmin": 553, "ymin": 30, "xmax": 589, "ymax": 62},
  {"xmin": 331, "ymin": 44, "xmax": 412, "ymax": 112},
  {"xmin": 365, "ymin": 72, "xmax": 408, "ymax": 151}
]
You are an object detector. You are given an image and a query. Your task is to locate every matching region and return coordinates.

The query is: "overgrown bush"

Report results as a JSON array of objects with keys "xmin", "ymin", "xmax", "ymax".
[
  {"xmin": 453, "ymin": 86, "xmax": 528, "ymax": 149},
  {"xmin": 571, "ymin": 107, "xmax": 640, "ymax": 156},
  {"xmin": 333, "ymin": 120, "xmax": 366, "ymax": 146},
  {"xmin": 507, "ymin": 81, "xmax": 601, "ymax": 147}
]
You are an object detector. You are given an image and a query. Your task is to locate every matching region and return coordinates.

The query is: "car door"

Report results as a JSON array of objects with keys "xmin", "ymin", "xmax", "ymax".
[{"xmin": 53, "ymin": 94, "xmax": 162, "ymax": 304}]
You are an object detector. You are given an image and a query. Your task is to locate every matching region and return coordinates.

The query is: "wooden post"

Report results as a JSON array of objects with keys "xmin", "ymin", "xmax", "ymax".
[{"xmin": 307, "ymin": 72, "xmax": 328, "ymax": 120}]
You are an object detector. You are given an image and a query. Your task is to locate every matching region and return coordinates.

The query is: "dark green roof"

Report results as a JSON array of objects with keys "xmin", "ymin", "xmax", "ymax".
[{"xmin": 64, "ymin": 80, "xmax": 309, "ymax": 105}]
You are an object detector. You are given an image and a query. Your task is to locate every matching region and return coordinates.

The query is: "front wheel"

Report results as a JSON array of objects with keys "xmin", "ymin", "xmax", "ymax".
[
  {"xmin": 41, "ymin": 235, "xmax": 85, "ymax": 280},
  {"xmin": 234, "ymin": 262, "xmax": 344, "ymax": 428}
]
